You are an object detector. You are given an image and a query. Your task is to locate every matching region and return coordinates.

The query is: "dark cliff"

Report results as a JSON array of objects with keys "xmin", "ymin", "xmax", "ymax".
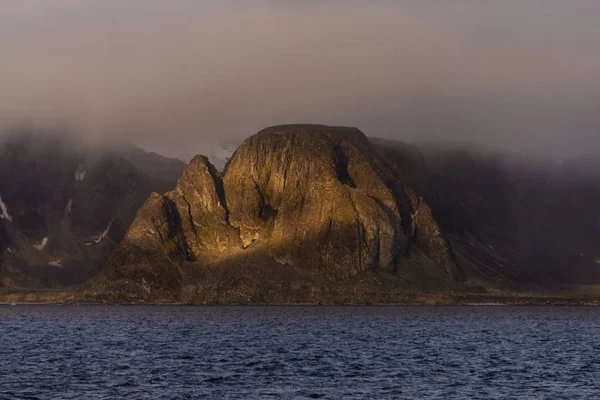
[{"xmin": 377, "ymin": 139, "xmax": 600, "ymax": 293}]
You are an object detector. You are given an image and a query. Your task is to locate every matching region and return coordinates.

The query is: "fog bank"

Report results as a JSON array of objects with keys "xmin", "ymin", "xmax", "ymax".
[{"xmin": 1, "ymin": 1, "xmax": 600, "ymax": 158}]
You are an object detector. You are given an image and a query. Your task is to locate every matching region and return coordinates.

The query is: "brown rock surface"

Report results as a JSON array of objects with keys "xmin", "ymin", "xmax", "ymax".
[{"xmin": 90, "ymin": 125, "xmax": 464, "ymax": 303}]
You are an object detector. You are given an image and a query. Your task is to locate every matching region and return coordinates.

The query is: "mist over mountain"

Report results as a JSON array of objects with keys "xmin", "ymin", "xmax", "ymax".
[
  {"xmin": 0, "ymin": 124, "xmax": 599, "ymax": 304},
  {"xmin": 1, "ymin": 1, "xmax": 600, "ymax": 304},
  {"xmin": 0, "ymin": 131, "xmax": 185, "ymax": 288},
  {"xmin": 1, "ymin": 1, "xmax": 600, "ymax": 159},
  {"xmin": 5, "ymin": 5, "xmax": 600, "ymax": 400},
  {"xmin": 61, "ymin": 124, "xmax": 598, "ymax": 304}
]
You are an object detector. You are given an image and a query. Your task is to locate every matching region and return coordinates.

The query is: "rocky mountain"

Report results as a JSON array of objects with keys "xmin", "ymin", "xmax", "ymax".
[
  {"xmin": 0, "ymin": 132, "xmax": 186, "ymax": 288},
  {"xmin": 3, "ymin": 125, "xmax": 599, "ymax": 304},
  {"xmin": 89, "ymin": 125, "xmax": 465, "ymax": 303},
  {"xmin": 377, "ymin": 140, "xmax": 600, "ymax": 293}
]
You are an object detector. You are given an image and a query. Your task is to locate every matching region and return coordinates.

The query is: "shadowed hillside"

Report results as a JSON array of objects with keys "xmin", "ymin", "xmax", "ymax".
[
  {"xmin": 0, "ymin": 132, "xmax": 186, "ymax": 288},
  {"xmin": 378, "ymin": 139, "xmax": 600, "ymax": 292}
]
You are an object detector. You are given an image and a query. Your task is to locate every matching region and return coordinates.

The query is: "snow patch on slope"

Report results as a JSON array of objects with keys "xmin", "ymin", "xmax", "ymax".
[
  {"xmin": 0, "ymin": 197, "xmax": 12, "ymax": 221},
  {"xmin": 34, "ymin": 237, "xmax": 48, "ymax": 251},
  {"xmin": 86, "ymin": 221, "xmax": 113, "ymax": 245},
  {"xmin": 48, "ymin": 260, "xmax": 62, "ymax": 267},
  {"xmin": 64, "ymin": 198, "xmax": 72, "ymax": 215},
  {"xmin": 74, "ymin": 165, "xmax": 86, "ymax": 182}
]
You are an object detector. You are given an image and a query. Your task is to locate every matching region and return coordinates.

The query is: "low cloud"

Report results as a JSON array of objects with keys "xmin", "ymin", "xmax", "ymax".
[{"xmin": 1, "ymin": 1, "xmax": 600, "ymax": 158}]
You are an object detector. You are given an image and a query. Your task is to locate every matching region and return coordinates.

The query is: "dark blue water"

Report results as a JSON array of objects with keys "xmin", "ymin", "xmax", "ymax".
[{"xmin": 1, "ymin": 306, "xmax": 600, "ymax": 399}]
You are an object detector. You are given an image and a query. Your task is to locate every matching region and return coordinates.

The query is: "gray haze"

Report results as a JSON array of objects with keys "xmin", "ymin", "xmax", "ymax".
[{"xmin": 1, "ymin": 0, "xmax": 600, "ymax": 159}]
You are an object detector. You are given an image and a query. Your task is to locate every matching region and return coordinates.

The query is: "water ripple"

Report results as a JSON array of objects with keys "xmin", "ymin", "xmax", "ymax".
[{"xmin": 1, "ymin": 306, "xmax": 600, "ymax": 399}]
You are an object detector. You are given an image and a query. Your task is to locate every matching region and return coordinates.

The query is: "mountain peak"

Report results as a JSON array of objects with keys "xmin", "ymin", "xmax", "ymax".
[{"xmin": 90, "ymin": 125, "xmax": 462, "ymax": 303}]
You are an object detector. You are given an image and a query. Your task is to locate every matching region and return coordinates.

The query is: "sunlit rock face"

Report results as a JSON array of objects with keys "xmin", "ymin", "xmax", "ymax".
[
  {"xmin": 116, "ymin": 155, "xmax": 240, "ymax": 265},
  {"xmin": 222, "ymin": 125, "xmax": 453, "ymax": 279},
  {"xmin": 96, "ymin": 125, "xmax": 463, "ymax": 302}
]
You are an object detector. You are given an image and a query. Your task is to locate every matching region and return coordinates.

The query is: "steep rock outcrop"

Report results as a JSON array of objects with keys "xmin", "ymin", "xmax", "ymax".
[
  {"xmin": 223, "ymin": 126, "xmax": 407, "ymax": 279},
  {"xmin": 165, "ymin": 156, "xmax": 239, "ymax": 261},
  {"xmin": 93, "ymin": 125, "xmax": 463, "ymax": 302}
]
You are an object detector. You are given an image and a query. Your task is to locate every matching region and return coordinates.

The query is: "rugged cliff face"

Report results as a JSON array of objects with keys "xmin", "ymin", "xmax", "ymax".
[{"xmin": 92, "ymin": 125, "xmax": 464, "ymax": 303}]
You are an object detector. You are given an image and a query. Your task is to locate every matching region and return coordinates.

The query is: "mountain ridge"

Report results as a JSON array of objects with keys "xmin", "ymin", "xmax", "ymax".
[
  {"xmin": 86, "ymin": 125, "xmax": 465, "ymax": 303},
  {"xmin": 2, "ymin": 125, "xmax": 600, "ymax": 304},
  {"xmin": 0, "ymin": 131, "xmax": 186, "ymax": 288}
]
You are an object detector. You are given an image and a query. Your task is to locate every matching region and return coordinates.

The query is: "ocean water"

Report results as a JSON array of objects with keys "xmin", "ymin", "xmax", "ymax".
[{"xmin": 1, "ymin": 306, "xmax": 599, "ymax": 399}]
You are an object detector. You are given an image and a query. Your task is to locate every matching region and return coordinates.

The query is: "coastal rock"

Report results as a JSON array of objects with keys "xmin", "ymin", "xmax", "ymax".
[{"xmin": 92, "ymin": 125, "xmax": 463, "ymax": 302}]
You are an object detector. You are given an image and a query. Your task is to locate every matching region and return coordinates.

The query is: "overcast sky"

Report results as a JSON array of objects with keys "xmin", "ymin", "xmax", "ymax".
[{"xmin": 1, "ymin": 0, "xmax": 600, "ymax": 158}]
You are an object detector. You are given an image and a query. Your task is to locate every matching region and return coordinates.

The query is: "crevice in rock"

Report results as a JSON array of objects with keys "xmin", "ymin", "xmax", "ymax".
[
  {"xmin": 394, "ymin": 188, "xmax": 417, "ymax": 239},
  {"xmin": 349, "ymin": 193, "xmax": 365, "ymax": 272},
  {"xmin": 206, "ymin": 161, "xmax": 230, "ymax": 223},
  {"xmin": 334, "ymin": 146, "xmax": 356, "ymax": 188},
  {"xmin": 163, "ymin": 197, "xmax": 180, "ymax": 236},
  {"xmin": 253, "ymin": 181, "xmax": 278, "ymax": 222},
  {"xmin": 367, "ymin": 194, "xmax": 404, "ymax": 260},
  {"xmin": 261, "ymin": 203, "xmax": 278, "ymax": 222},
  {"xmin": 181, "ymin": 197, "xmax": 198, "ymax": 237},
  {"xmin": 163, "ymin": 197, "xmax": 194, "ymax": 261}
]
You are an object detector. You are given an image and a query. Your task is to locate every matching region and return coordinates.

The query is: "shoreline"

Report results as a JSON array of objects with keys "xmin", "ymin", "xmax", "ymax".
[
  {"xmin": 3, "ymin": 285, "xmax": 600, "ymax": 306},
  {"xmin": 2, "ymin": 297, "xmax": 599, "ymax": 306}
]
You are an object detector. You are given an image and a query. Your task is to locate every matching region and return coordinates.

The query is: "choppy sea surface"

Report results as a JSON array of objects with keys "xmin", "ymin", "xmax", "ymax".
[{"xmin": 1, "ymin": 305, "xmax": 599, "ymax": 399}]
